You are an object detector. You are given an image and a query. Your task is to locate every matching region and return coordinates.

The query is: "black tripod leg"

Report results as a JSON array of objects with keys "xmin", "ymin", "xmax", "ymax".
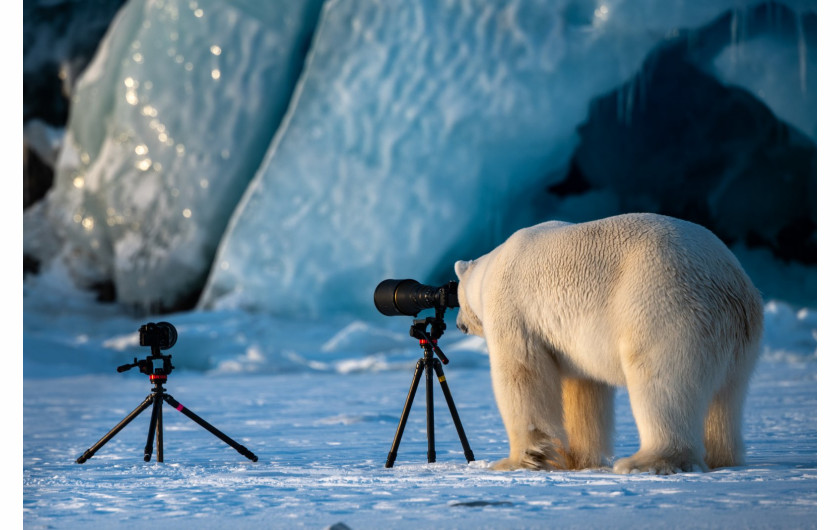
[
  {"xmin": 385, "ymin": 359, "xmax": 425, "ymax": 468},
  {"xmin": 425, "ymin": 356, "xmax": 436, "ymax": 463},
  {"xmin": 76, "ymin": 394, "xmax": 155, "ymax": 464},
  {"xmin": 432, "ymin": 359, "xmax": 475, "ymax": 463},
  {"xmin": 156, "ymin": 395, "xmax": 164, "ymax": 462},
  {"xmin": 162, "ymin": 394, "xmax": 258, "ymax": 462},
  {"xmin": 143, "ymin": 394, "xmax": 162, "ymax": 462}
]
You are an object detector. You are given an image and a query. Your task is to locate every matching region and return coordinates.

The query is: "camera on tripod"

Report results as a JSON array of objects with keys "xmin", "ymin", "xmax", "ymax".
[
  {"xmin": 372, "ymin": 278, "xmax": 474, "ymax": 468},
  {"xmin": 77, "ymin": 320, "xmax": 258, "ymax": 464},
  {"xmin": 373, "ymin": 279, "xmax": 459, "ymax": 317}
]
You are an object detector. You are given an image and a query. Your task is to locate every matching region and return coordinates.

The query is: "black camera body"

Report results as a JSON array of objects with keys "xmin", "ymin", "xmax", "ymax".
[
  {"xmin": 374, "ymin": 279, "xmax": 459, "ymax": 317},
  {"xmin": 138, "ymin": 321, "xmax": 178, "ymax": 351}
]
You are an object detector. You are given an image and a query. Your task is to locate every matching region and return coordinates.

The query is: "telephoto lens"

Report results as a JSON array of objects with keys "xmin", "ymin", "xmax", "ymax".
[{"xmin": 374, "ymin": 279, "xmax": 458, "ymax": 317}]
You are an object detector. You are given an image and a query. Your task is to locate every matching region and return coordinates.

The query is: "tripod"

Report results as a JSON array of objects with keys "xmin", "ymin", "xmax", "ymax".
[
  {"xmin": 385, "ymin": 311, "xmax": 475, "ymax": 468},
  {"xmin": 76, "ymin": 322, "xmax": 258, "ymax": 464}
]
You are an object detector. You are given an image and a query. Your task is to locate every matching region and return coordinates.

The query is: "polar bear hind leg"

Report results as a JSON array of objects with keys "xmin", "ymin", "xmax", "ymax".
[
  {"xmin": 614, "ymin": 343, "xmax": 711, "ymax": 475},
  {"xmin": 702, "ymin": 287, "xmax": 763, "ymax": 469},
  {"xmin": 561, "ymin": 378, "xmax": 614, "ymax": 469},
  {"xmin": 704, "ymin": 341, "xmax": 760, "ymax": 468}
]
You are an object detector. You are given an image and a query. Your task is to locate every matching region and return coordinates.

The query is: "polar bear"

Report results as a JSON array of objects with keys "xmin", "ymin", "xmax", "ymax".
[{"xmin": 454, "ymin": 213, "xmax": 763, "ymax": 474}]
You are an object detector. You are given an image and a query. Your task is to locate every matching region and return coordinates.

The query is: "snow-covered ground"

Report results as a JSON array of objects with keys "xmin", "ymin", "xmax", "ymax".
[{"xmin": 21, "ymin": 269, "xmax": 820, "ymax": 529}]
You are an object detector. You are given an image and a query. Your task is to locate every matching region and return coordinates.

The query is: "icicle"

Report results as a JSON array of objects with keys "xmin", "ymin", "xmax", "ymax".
[
  {"xmin": 638, "ymin": 60, "xmax": 651, "ymax": 123},
  {"xmin": 729, "ymin": 6, "xmax": 748, "ymax": 65},
  {"xmin": 624, "ymin": 77, "xmax": 635, "ymax": 126},
  {"xmin": 796, "ymin": 12, "xmax": 807, "ymax": 95},
  {"xmin": 616, "ymin": 80, "xmax": 624, "ymax": 125},
  {"xmin": 729, "ymin": 7, "xmax": 739, "ymax": 64}
]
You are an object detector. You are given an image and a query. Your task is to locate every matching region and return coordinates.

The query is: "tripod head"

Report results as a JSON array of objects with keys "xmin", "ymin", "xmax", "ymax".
[
  {"xmin": 117, "ymin": 322, "xmax": 177, "ymax": 383},
  {"xmin": 409, "ymin": 309, "xmax": 450, "ymax": 365}
]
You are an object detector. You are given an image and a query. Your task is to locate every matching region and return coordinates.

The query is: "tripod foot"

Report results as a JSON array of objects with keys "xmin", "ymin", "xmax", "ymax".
[
  {"xmin": 238, "ymin": 448, "xmax": 259, "ymax": 462},
  {"xmin": 162, "ymin": 394, "xmax": 258, "ymax": 462},
  {"xmin": 76, "ymin": 394, "xmax": 156, "ymax": 464}
]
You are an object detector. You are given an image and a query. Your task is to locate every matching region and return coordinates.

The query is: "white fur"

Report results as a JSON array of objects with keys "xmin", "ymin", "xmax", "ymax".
[{"xmin": 454, "ymin": 213, "xmax": 763, "ymax": 474}]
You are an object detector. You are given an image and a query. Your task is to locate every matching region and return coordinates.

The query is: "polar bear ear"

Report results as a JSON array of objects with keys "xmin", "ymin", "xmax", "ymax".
[{"xmin": 454, "ymin": 260, "xmax": 472, "ymax": 279}]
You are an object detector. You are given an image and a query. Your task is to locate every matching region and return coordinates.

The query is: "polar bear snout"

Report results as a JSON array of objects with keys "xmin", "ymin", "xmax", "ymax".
[
  {"xmin": 455, "ymin": 309, "xmax": 469, "ymax": 333},
  {"xmin": 453, "ymin": 267, "xmax": 485, "ymax": 337},
  {"xmin": 455, "ymin": 304, "xmax": 483, "ymax": 337}
]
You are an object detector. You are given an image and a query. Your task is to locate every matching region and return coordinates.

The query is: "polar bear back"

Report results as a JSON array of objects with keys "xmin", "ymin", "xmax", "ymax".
[{"xmin": 470, "ymin": 213, "xmax": 763, "ymax": 386}]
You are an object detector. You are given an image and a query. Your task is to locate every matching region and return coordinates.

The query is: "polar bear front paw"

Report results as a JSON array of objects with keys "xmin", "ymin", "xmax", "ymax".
[
  {"xmin": 490, "ymin": 458, "xmax": 519, "ymax": 471},
  {"xmin": 491, "ymin": 441, "xmax": 566, "ymax": 471},
  {"xmin": 614, "ymin": 452, "xmax": 707, "ymax": 475}
]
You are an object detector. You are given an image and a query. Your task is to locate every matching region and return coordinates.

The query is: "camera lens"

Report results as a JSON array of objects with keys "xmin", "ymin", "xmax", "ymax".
[
  {"xmin": 156, "ymin": 322, "xmax": 178, "ymax": 350},
  {"xmin": 373, "ymin": 279, "xmax": 457, "ymax": 317},
  {"xmin": 374, "ymin": 279, "xmax": 420, "ymax": 316}
]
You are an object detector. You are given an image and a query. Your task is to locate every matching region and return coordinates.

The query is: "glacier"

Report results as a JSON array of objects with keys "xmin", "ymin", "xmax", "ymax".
[
  {"xmin": 24, "ymin": 0, "xmax": 817, "ymax": 317},
  {"xmin": 23, "ymin": 0, "xmax": 128, "ymax": 126},
  {"xmin": 199, "ymin": 0, "xmax": 817, "ymax": 317},
  {"xmin": 549, "ymin": 2, "xmax": 816, "ymax": 305},
  {"xmin": 25, "ymin": 0, "xmax": 324, "ymax": 311}
]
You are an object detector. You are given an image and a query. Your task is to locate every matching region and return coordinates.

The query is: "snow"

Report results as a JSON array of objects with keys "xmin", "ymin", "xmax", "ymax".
[{"xmin": 21, "ymin": 266, "xmax": 820, "ymax": 529}]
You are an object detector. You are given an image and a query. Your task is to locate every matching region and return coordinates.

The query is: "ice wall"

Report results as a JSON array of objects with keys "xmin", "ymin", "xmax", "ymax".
[
  {"xmin": 709, "ymin": 3, "xmax": 816, "ymax": 140},
  {"xmin": 199, "ymin": 0, "xmax": 816, "ymax": 318},
  {"xmin": 26, "ymin": 0, "xmax": 817, "ymax": 317},
  {"xmin": 23, "ymin": 0, "xmax": 128, "ymax": 125},
  {"xmin": 554, "ymin": 3, "xmax": 816, "ymax": 252},
  {"xmin": 544, "ymin": 2, "xmax": 816, "ymax": 306},
  {"xmin": 29, "ymin": 0, "xmax": 323, "ymax": 310}
]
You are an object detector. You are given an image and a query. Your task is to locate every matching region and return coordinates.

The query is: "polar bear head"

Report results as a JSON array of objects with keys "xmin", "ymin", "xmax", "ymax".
[{"xmin": 454, "ymin": 259, "xmax": 484, "ymax": 337}]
